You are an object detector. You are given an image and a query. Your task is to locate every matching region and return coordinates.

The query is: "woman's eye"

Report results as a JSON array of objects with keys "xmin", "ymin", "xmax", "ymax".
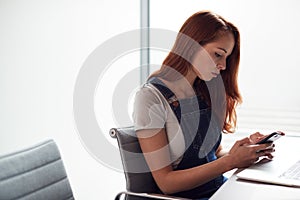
[{"xmin": 215, "ymin": 52, "xmax": 222, "ymax": 58}]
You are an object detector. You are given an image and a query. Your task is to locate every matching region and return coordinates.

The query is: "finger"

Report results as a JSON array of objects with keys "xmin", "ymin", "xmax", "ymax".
[
  {"xmin": 249, "ymin": 132, "xmax": 259, "ymax": 140},
  {"xmin": 265, "ymin": 143, "xmax": 275, "ymax": 150},
  {"xmin": 252, "ymin": 132, "xmax": 263, "ymax": 137},
  {"xmin": 263, "ymin": 148, "xmax": 275, "ymax": 154},
  {"xmin": 253, "ymin": 143, "xmax": 274, "ymax": 152},
  {"xmin": 266, "ymin": 153, "xmax": 274, "ymax": 159},
  {"xmin": 250, "ymin": 132, "xmax": 265, "ymax": 144},
  {"xmin": 256, "ymin": 148, "xmax": 275, "ymax": 157},
  {"xmin": 238, "ymin": 137, "xmax": 251, "ymax": 145}
]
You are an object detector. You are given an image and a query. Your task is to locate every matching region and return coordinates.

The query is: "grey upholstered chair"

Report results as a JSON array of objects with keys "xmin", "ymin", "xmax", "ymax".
[
  {"xmin": 0, "ymin": 139, "xmax": 74, "ymax": 200},
  {"xmin": 110, "ymin": 127, "xmax": 190, "ymax": 200}
]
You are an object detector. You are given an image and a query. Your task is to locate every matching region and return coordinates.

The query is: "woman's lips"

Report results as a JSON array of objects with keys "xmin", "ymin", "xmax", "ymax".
[{"xmin": 212, "ymin": 72, "xmax": 219, "ymax": 77}]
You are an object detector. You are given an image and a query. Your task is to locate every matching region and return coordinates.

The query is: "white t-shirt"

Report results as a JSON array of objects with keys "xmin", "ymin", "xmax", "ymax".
[{"xmin": 132, "ymin": 83, "xmax": 185, "ymax": 168}]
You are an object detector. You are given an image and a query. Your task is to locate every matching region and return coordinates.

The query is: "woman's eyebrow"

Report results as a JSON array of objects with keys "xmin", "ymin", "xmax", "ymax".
[{"xmin": 218, "ymin": 47, "xmax": 227, "ymax": 54}]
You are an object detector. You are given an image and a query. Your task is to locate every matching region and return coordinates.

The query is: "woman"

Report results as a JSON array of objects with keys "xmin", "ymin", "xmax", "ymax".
[{"xmin": 133, "ymin": 11, "xmax": 275, "ymax": 199}]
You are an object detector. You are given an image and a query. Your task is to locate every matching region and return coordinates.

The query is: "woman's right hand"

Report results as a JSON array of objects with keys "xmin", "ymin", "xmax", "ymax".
[{"xmin": 227, "ymin": 137, "xmax": 275, "ymax": 168}]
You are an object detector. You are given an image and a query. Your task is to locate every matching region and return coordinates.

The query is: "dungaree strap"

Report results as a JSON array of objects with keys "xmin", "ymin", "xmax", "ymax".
[{"xmin": 148, "ymin": 77, "xmax": 181, "ymax": 122}]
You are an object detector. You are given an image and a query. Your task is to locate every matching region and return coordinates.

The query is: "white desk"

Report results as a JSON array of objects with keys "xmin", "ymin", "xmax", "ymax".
[{"xmin": 211, "ymin": 136, "xmax": 300, "ymax": 200}]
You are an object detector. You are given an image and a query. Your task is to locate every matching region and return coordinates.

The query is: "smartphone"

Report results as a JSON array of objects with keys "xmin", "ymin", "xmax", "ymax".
[{"xmin": 256, "ymin": 132, "xmax": 284, "ymax": 144}]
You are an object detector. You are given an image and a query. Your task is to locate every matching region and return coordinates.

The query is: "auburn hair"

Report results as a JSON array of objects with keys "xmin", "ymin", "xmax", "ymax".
[{"xmin": 150, "ymin": 11, "xmax": 242, "ymax": 133}]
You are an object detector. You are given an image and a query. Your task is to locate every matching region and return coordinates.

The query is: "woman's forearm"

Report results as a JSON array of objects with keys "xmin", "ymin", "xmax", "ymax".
[{"xmin": 154, "ymin": 155, "xmax": 234, "ymax": 194}]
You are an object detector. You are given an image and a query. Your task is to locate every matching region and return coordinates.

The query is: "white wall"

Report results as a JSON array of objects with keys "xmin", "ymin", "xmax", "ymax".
[{"xmin": 0, "ymin": 0, "xmax": 139, "ymax": 199}]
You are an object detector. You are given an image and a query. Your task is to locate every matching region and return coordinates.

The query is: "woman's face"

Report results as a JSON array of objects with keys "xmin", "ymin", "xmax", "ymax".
[{"xmin": 191, "ymin": 32, "xmax": 235, "ymax": 81}]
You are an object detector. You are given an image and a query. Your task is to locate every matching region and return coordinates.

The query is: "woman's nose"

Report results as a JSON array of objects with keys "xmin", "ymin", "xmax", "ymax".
[{"xmin": 217, "ymin": 62, "xmax": 226, "ymax": 70}]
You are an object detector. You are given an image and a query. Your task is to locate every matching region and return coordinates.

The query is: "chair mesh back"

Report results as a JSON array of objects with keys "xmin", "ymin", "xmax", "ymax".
[
  {"xmin": 110, "ymin": 127, "xmax": 162, "ymax": 199},
  {"xmin": 0, "ymin": 139, "xmax": 74, "ymax": 200}
]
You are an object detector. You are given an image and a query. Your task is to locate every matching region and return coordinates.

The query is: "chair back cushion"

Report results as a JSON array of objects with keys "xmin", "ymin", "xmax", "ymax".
[
  {"xmin": 110, "ymin": 127, "xmax": 162, "ymax": 195},
  {"xmin": 0, "ymin": 139, "xmax": 74, "ymax": 200}
]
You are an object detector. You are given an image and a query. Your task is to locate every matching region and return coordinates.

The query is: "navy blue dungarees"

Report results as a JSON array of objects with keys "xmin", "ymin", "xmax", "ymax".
[{"xmin": 148, "ymin": 77, "xmax": 227, "ymax": 200}]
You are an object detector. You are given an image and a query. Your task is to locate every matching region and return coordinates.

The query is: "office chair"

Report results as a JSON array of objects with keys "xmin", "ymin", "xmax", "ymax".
[
  {"xmin": 110, "ymin": 127, "xmax": 190, "ymax": 200},
  {"xmin": 0, "ymin": 139, "xmax": 74, "ymax": 200}
]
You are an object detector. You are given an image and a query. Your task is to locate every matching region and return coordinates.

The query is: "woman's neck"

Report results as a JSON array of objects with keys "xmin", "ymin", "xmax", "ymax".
[{"xmin": 160, "ymin": 69, "xmax": 198, "ymax": 99}]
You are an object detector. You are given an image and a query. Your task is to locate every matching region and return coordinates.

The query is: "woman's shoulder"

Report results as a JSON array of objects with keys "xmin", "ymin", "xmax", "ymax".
[{"xmin": 135, "ymin": 83, "xmax": 166, "ymax": 104}]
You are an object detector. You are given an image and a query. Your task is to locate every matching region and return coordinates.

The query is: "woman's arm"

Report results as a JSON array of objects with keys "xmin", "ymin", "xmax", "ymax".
[
  {"xmin": 137, "ymin": 128, "xmax": 231, "ymax": 194},
  {"xmin": 137, "ymin": 128, "xmax": 274, "ymax": 194}
]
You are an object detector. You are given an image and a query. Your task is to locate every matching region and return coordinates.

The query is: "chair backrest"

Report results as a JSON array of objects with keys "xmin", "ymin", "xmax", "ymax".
[
  {"xmin": 0, "ymin": 139, "xmax": 74, "ymax": 200},
  {"xmin": 110, "ymin": 127, "xmax": 162, "ymax": 198}
]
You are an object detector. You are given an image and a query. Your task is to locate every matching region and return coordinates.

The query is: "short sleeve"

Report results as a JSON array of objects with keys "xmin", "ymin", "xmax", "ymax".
[
  {"xmin": 133, "ymin": 85, "xmax": 167, "ymax": 131},
  {"xmin": 132, "ymin": 84, "xmax": 186, "ymax": 168}
]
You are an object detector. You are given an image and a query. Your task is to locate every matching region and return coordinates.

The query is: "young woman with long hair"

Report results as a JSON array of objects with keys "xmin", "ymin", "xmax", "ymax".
[{"xmin": 133, "ymin": 11, "xmax": 275, "ymax": 199}]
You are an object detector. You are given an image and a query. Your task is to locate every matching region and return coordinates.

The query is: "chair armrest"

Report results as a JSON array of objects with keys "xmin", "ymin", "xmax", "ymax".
[{"xmin": 115, "ymin": 191, "xmax": 191, "ymax": 200}]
